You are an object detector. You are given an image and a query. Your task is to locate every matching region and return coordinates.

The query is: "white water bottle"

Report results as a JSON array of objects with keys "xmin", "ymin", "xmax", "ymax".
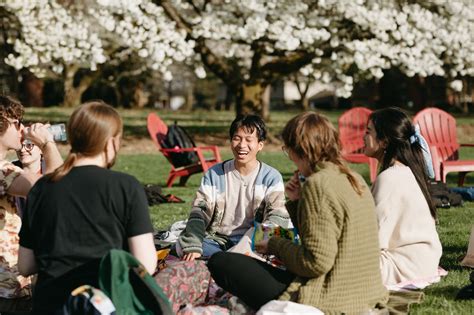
[
  {"xmin": 48, "ymin": 123, "xmax": 67, "ymax": 142},
  {"xmin": 23, "ymin": 123, "xmax": 67, "ymax": 145}
]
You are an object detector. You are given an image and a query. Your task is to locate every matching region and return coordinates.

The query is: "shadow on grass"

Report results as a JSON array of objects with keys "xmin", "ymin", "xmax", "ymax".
[
  {"xmin": 123, "ymin": 125, "xmax": 148, "ymax": 137},
  {"xmin": 425, "ymin": 284, "xmax": 463, "ymax": 299},
  {"xmin": 440, "ymin": 245, "xmax": 469, "ymax": 271}
]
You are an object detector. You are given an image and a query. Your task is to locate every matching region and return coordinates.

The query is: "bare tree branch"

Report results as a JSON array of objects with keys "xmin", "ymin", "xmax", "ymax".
[
  {"xmin": 185, "ymin": 0, "xmax": 201, "ymax": 15},
  {"xmin": 261, "ymin": 51, "xmax": 315, "ymax": 81}
]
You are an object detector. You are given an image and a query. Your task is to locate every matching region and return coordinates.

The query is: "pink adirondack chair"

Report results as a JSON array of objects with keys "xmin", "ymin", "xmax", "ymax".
[
  {"xmin": 413, "ymin": 107, "xmax": 474, "ymax": 186},
  {"xmin": 147, "ymin": 113, "xmax": 222, "ymax": 187},
  {"xmin": 338, "ymin": 107, "xmax": 378, "ymax": 183}
]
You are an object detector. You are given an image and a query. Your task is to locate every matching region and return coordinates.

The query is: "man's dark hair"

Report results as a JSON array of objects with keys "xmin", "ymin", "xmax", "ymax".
[{"xmin": 229, "ymin": 115, "xmax": 266, "ymax": 142}]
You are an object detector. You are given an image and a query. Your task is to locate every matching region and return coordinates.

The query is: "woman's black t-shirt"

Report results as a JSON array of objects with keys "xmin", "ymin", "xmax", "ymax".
[{"xmin": 19, "ymin": 165, "xmax": 154, "ymax": 313}]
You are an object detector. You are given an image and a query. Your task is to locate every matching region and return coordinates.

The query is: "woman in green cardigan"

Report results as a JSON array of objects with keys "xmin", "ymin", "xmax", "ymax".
[{"xmin": 208, "ymin": 112, "xmax": 387, "ymax": 314}]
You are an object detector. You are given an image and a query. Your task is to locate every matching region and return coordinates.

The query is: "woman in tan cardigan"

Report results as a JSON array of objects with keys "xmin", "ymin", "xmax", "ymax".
[{"xmin": 208, "ymin": 112, "xmax": 387, "ymax": 314}]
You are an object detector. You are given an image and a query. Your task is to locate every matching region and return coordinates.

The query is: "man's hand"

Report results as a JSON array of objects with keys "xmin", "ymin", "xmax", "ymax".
[
  {"xmin": 182, "ymin": 252, "xmax": 202, "ymax": 261},
  {"xmin": 285, "ymin": 171, "xmax": 301, "ymax": 201},
  {"xmin": 23, "ymin": 123, "xmax": 54, "ymax": 148}
]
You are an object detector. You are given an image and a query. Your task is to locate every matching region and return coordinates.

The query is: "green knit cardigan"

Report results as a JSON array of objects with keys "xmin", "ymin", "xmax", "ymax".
[{"xmin": 268, "ymin": 162, "xmax": 388, "ymax": 314}]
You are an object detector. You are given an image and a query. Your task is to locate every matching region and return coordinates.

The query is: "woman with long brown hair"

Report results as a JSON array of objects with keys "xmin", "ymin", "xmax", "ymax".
[
  {"xmin": 364, "ymin": 107, "xmax": 442, "ymax": 286},
  {"xmin": 208, "ymin": 112, "xmax": 387, "ymax": 313},
  {"xmin": 17, "ymin": 101, "xmax": 156, "ymax": 314}
]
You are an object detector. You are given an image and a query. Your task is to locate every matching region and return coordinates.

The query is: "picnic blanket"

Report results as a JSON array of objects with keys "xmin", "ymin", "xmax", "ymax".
[
  {"xmin": 385, "ymin": 267, "xmax": 448, "ymax": 291},
  {"xmin": 154, "ymin": 259, "xmax": 232, "ymax": 314}
]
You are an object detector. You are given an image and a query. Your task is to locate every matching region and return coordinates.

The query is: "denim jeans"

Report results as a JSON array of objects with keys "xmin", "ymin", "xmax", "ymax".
[{"xmin": 202, "ymin": 234, "xmax": 243, "ymax": 258}]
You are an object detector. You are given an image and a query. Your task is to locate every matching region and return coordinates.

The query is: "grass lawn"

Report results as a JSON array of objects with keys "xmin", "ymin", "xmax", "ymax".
[
  {"xmin": 26, "ymin": 106, "xmax": 474, "ymax": 313},
  {"xmin": 23, "ymin": 106, "xmax": 474, "ymax": 144}
]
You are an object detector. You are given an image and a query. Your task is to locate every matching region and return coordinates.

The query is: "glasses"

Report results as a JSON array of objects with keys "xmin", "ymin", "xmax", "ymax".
[
  {"xmin": 282, "ymin": 146, "xmax": 289, "ymax": 157},
  {"xmin": 19, "ymin": 142, "xmax": 35, "ymax": 152}
]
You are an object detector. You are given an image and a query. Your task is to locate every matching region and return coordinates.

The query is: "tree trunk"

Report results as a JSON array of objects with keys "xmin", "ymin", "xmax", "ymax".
[
  {"xmin": 292, "ymin": 75, "xmax": 311, "ymax": 110},
  {"xmin": 182, "ymin": 86, "xmax": 194, "ymax": 111},
  {"xmin": 461, "ymin": 78, "xmax": 469, "ymax": 114},
  {"xmin": 132, "ymin": 83, "xmax": 149, "ymax": 108},
  {"xmin": 235, "ymin": 83, "xmax": 269, "ymax": 120},
  {"xmin": 63, "ymin": 65, "xmax": 98, "ymax": 107},
  {"xmin": 224, "ymin": 86, "xmax": 233, "ymax": 111},
  {"xmin": 110, "ymin": 83, "xmax": 121, "ymax": 107},
  {"xmin": 19, "ymin": 70, "xmax": 44, "ymax": 107},
  {"xmin": 408, "ymin": 76, "xmax": 427, "ymax": 111},
  {"xmin": 300, "ymin": 97, "xmax": 309, "ymax": 110}
]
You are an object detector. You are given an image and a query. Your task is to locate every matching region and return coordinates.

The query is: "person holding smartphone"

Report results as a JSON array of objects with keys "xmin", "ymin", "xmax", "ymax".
[{"xmin": 0, "ymin": 95, "xmax": 62, "ymax": 314}]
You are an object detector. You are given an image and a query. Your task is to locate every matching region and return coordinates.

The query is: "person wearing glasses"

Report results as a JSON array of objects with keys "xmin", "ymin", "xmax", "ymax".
[
  {"xmin": 13, "ymin": 140, "xmax": 45, "ymax": 218},
  {"xmin": 208, "ymin": 112, "xmax": 387, "ymax": 313},
  {"xmin": 0, "ymin": 95, "xmax": 63, "ymax": 314},
  {"xmin": 14, "ymin": 141, "xmax": 44, "ymax": 175}
]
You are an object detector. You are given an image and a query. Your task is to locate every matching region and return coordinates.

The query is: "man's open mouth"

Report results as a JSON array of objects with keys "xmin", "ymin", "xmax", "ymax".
[{"xmin": 237, "ymin": 150, "xmax": 248, "ymax": 157}]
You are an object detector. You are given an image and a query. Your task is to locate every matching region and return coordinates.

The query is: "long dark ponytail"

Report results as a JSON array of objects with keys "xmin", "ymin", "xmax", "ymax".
[{"xmin": 369, "ymin": 107, "xmax": 436, "ymax": 219}]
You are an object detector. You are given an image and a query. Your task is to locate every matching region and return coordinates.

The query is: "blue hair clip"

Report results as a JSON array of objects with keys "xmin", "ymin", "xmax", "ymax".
[{"xmin": 410, "ymin": 125, "xmax": 435, "ymax": 179}]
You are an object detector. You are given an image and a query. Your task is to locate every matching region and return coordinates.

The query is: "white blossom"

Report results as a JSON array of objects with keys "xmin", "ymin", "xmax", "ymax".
[
  {"xmin": 194, "ymin": 66, "xmax": 207, "ymax": 79},
  {"xmin": 3, "ymin": 0, "xmax": 474, "ymax": 100},
  {"xmin": 450, "ymin": 80, "xmax": 463, "ymax": 92}
]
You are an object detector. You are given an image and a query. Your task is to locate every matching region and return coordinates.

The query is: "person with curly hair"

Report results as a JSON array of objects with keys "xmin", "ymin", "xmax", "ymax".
[{"xmin": 0, "ymin": 95, "xmax": 62, "ymax": 314}]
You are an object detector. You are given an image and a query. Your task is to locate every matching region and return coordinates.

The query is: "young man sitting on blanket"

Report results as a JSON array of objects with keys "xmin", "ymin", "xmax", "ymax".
[{"xmin": 177, "ymin": 115, "xmax": 290, "ymax": 261}]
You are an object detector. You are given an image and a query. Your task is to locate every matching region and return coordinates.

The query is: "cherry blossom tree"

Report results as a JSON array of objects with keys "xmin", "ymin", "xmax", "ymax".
[
  {"xmin": 4, "ymin": 0, "xmax": 474, "ymax": 115},
  {"xmin": 3, "ymin": 0, "xmax": 193, "ymax": 107},
  {"xmin": 150, "ymin": 0, "xmax": 474, "ymax": 117}
]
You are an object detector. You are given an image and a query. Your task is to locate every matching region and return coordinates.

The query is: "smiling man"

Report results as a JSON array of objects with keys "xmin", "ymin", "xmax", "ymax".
[{"xmin": 177, "ymin": 115, "xmax": 289, "ymax": 261}]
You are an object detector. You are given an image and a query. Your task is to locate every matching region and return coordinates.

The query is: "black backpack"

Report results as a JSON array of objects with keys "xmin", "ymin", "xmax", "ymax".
[
  {"xmin": 428, "ymin": 181, "xmax": 463, "ymax": 208},
  {"xmin": 143, "ymin": 184, "xmax": 184, "ymax": 205},
  {"xmin": 160, "ymin": 122, "xmax": 199, "ymax": 167}
]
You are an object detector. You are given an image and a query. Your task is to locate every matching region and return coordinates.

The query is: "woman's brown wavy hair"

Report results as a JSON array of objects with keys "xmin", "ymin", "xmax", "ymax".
[
  {"xmin": 49, "ymin": 101, "xmax": 122, "ymax": 182},
  {"xmin": 281, "ymin": 111, "xmax": 364, "ymax": 195}
]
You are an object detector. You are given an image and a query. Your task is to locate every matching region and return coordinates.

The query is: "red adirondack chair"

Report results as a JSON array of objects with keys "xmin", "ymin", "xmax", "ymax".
[
  {"xmin": 413, "ymin": 107, "xmax": 474, "ymax": 186},
  {"xmin": 147, "ymin": 113, "xmax": 222, "ymax": 187},
  {"xmin": 338, "ymin": 107, "xmax": 378, "ymax": 183}
]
